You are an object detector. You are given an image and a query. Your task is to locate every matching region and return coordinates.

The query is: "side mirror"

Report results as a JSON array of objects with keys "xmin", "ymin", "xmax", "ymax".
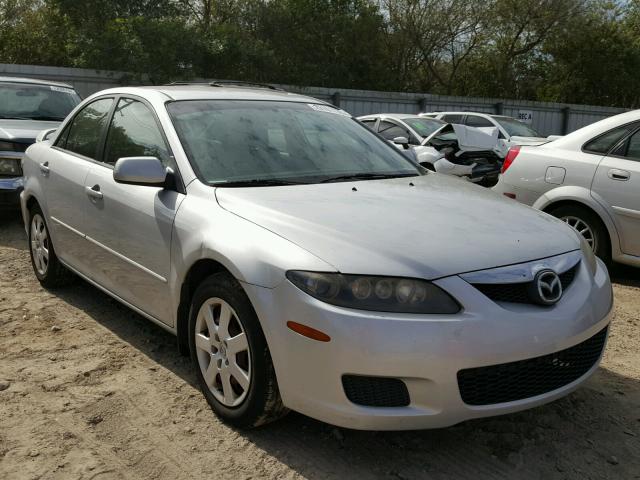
[
  {"xmin": 393, "ymin": 136, "xmax": 410, "ymax": 149},
  {"xmin": 113, "ymin": 157, "xmax": 167, "ymax": 187},
  {"xmin": 36, "ymin": 128, "xmax": 57, "ymax": 143}
]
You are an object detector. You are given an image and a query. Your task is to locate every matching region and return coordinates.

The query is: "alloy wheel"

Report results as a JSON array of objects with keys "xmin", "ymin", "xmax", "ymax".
[
  {"xmin": 194, "ymin": 298, "xmax": 251, "ymax": 407},
  {"xmin": 560, "ymin": 215, "xmax": 597, "ymax": 252},
  {"xmin": 30, "ymin": 214, "xmax": 50, "ymax": 276}
]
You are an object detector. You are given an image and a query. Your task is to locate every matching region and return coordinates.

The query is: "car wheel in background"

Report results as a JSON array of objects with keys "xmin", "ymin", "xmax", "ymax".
[
  {"xmin": 28, "ymin": 204, "xmax": 75, "ymax": 288},
  {"xmin": 549, "ymin": 204, "xmax": 611, "ymax": 264},
  {"xmin": 188, "ymin": 272, "xmax": 288, "ymax": 428}
]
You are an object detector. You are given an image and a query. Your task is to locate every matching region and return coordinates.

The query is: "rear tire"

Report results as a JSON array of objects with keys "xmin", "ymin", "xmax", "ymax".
[
  {"xmin": 188, "ymin": 272, "xmax": 288, "ymax": 428},
  {"xmin": 28, "ymin": 204, "xmax": 75, "ymax": 288},
  {"xmin": 549, "ymin": 204, "xmax": 610, "ymax": 264}
]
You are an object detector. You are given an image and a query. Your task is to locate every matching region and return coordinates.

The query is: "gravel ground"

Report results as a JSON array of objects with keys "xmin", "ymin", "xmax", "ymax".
[{"xmin": 0, "ymin": 212, "xmax": 639, "ymax": 480}]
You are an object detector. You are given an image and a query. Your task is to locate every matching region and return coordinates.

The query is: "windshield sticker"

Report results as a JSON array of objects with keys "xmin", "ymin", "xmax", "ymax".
[
  {"xmin": 308, "ymin": 104, "xmax": 350, "ymax": 117},
  {"xmin": 50, "ymin": 86, "xmax": 76, "ymax": 95}
]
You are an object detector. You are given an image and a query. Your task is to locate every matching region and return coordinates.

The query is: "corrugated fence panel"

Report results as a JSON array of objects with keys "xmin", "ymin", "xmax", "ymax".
[{"xmin": 1, "ymin": 63, "xmax": 631, "ymax": 135}]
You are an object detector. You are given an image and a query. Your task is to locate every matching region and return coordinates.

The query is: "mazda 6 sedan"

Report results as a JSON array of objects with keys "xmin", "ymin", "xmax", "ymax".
[{"xmin": 20, "ymin": 84, "xmax": 613, "ymax": 430}]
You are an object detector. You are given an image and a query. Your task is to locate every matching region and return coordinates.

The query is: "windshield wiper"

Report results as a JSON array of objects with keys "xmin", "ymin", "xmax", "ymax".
[
  {"xmin": 211, "ymin": 178, "xmax": 306, "ymax": 187},
  {"xmin": 0, "ymin": 115, "xmax": 65, "ymax": 121},
  {"xmin": 320, "ymin": 172, "xmax": 418, "ymax": 183},
  {"xmin": 26, "ymin": 115, "xmax": 66, "ymax": 121}
]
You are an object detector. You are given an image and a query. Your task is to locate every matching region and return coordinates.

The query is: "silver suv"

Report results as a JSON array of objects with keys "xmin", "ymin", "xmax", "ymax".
[
  {"xmin": 21, "ymin": 85, "xmax": 612, "ymax": 430},
  {"xmin": 0, "ymin": 77, "xmax": 80, "ymax": 210}
]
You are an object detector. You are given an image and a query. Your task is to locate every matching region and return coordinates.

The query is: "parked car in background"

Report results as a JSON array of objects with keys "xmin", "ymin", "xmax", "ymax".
[
  {"xmin": 420, "ymin": 111, "xmax": 550, "ymax": 148},
  {"xmin": 358, "ymin": 113, "xmax": 446, "ymax": 145},
  {"xmin": 0, "ymin": 77, "xmax": 81, "ymax": 210},
  {"xmin": 358, "ymin": 113, "xmax": 505, "ymax": 186},
  {"xmin": 494, "ymin": 110, "xmax": 640, "ymax": 267},
  {"xmin": 21, "ymin": 84, "xmax": 612, "ymax": 431}
]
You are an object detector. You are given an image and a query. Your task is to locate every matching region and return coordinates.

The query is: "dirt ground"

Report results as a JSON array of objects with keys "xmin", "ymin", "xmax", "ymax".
[{"xmin": 0, "ymin": 212, "xmax": 639, "ymax": 480}]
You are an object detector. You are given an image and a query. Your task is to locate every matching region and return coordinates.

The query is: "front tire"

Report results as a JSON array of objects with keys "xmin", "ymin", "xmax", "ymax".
[
  {"xmin": 549, "ymin": 204, "xmax": 610, "ymax": 264},
  {"xmin": 188, "ymin": 273, "xmax": 288, "ymax": 428},
  {"xmin": 28, "ymin": 204, "xmax": 74, "ymax": 288}
]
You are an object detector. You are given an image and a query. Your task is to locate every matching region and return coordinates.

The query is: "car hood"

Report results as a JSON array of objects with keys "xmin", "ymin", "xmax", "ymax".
[
  {"xmin": 215, "ymin": 174, "xmax": 579, "ymax": 279},
  {"xmin": 0, "ymin": 119, "xmax": 60, "ymax": 143}
]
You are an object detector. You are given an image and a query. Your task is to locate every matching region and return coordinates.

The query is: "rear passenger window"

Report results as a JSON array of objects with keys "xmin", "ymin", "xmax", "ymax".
[
  {"xmin": 441, "ymin": 114, "xmax": 465, "ymax": 124},
  {"xmin": 615, "ymin": 130, "xmax": 640, "ymax": 161},
  {"xmin": 59, "ymin": 98, "xmax": 113, "ymax": 160},
  {"xmin": 360, "ymin": 119, "xmax": 377, "ymax": 131},
  {"xmin": 584, "ymin": 125, "xmax": 636, "ymax": 154},
  {"xmin": 465, "ymin": 115, "xmax": 494, "ymax": 128},
  {"xmin": 104, "ymin": 98, "xmax": 170, "ymax": 166}
]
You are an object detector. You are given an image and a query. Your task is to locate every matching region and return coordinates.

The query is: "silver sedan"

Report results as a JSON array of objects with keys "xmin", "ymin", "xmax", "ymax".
[{"xmin": 21, "ymin": 85, "xmax": 613, "ymax": 430}]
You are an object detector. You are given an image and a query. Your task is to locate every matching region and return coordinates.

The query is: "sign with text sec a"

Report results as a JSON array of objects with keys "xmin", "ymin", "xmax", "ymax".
[{"xmin": 517, "ymin": 110, "xmax": 533, "ymax": 124}]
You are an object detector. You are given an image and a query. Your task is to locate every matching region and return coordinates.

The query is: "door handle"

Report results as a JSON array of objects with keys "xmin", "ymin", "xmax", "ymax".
[
  {"xmin": 85, "ymin": 185, "xmax": 103, "ymax": 200},
  {"xmin": 608, "ymin": 169, "xmax": 630, "ymax": 181},
  {"xmin": 39, "ymin": 161, "xmax": 50, "ymax": 175}
]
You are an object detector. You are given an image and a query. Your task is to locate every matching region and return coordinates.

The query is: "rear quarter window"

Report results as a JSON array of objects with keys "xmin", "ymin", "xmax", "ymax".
[{"xmin": 583, "ymin": 124, "xmax": 637, "ymax": 154}]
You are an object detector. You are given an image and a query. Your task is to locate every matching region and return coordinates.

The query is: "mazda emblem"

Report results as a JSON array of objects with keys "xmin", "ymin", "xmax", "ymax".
[{"xmin": 529, "ymin": 269, "xmax": 563, "ymax": 306}]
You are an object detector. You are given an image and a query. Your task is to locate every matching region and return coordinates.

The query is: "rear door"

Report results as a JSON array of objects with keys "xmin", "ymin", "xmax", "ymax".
[
  {"xmin": 46, "ymin": 97, "xmax": 115, "ymax": 273},
  {"xmin": 591, "ymin": 127, "xmax": 640, "ymax": 256},
  {"xmin": 81, "ymin": 96, "xmax": 183, "ymax": 325}
]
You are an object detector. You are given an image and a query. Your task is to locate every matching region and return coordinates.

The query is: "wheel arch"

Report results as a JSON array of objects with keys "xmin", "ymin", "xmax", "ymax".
[
  {"xmin": 176, "ymin": 258, "xmax": 235, "ymax": 355},
  {"xmin": 535, "ymin": 190, "xmax": 620, "ymax": 258}
]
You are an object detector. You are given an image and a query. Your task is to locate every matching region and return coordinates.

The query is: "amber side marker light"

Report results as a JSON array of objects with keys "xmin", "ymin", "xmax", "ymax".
[
  {"xmin": 503, "ymin": 192, "xmax": 516, "ymax": 199},
  {"xmin": 286, "ymin": 321, "xmax": 331, "ymax": 342}
]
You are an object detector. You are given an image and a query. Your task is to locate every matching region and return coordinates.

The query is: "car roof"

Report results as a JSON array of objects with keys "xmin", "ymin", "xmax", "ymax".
[
  {"xmin": 94, "ymin": 84, "xmax": 332, "ymax": 105},
  {"xmin": 425, "ymin": 111, "xmax": 495, "ymax": 118},
  {"xmin": 547, "ymin": 109, "xmax": 640, "ymax": 149},
  {"xmin": 359, "ymin": 113, "xmax": 444, "ymax": 121},
  {"xmin": 0, "ymin": 76, "xmax": 76, "ymax": 89}
]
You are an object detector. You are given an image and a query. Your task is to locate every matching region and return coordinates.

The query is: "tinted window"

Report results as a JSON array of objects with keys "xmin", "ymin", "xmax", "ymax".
[
  {"xmin": 494, "ymin": 116, "xmax": 541, "ymax": 137},
  {"xmin": 465, "ymin": 115, "xmax": 494, "ymax": 128},
  {"xmin": 620, "ymin": 129, "xmax": 640, "ymax": 161},
  {"xmin": 402, "ymin": 117, "xmax": 444, "ymax": 138},
  {"xmin": 441, "ymin": 114, "xmax": 465, "ymax": 123},
  {"xmin": 62, "ymin": 98, "xmax": 113, "ymax": 159},
  {"xmin": 104, "ymin": 98, "xmax": 170, "ymax": 166},
  {"xmin": 584, "ymin": 125, "xmax": 636, "ymax": 154},
  {"xmin": 167, "ymin": 101, "xmax": 419, "ymax": 185},
  {"xmin": 360, "ymin": 119, "xmax": 377, "ymax": 130},
  {"xmin": 0, "ymin": 81, "xmax": 81, "ymax": 121},
  {"xmin": 378, "ymin": 121, "xmax": 409, "ymax": 140}
]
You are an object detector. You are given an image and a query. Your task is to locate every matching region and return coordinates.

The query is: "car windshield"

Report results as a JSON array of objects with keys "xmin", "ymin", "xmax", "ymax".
[
  {"xmin": 0, "ymin": 82, "xmax": 81, "ymax": 121},
  {"xmin": 402, "ymin": 117, "xmax": 444, "ymax": 138},
  {"xmin": 494, "ymin": 116, "xmax": 541, "ymax": 137},
  {"xmin": 167, "ymin": 100, "xmax": 421, "ymax": 185}
]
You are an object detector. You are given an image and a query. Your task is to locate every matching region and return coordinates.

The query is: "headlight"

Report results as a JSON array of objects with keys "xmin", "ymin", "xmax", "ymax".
[
  {"xmin": 0, "ymin": 141, "xmax": 22, "ymax": 152},
  {"xmin": 579, "ymin": 235, "xmax": 598, "ymax": 277},
  {"xmin": 0, "ymin": 158, "xmax": 22, "ymax": 176},
  {"xmin": 286, "ymin": 271, "xmax": 461, "ymax": 314}
]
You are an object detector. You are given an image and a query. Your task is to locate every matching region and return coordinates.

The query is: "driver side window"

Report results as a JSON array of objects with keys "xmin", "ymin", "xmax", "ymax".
[
  {"xmin": 378, "ymin": 121, "xmax": 409, "ymax": 141},
  {"xmin": 103, "ymin": 98, "xmax": 171, "ymax": 167}
]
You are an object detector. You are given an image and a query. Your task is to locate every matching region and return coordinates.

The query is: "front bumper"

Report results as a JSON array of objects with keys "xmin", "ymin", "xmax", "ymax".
[
  {"xmin": 0, "ymin": 176, "xmax": 24, "ymax": 209},
  {"xmin": 244, "ymin": 257, "xmax": 613, "ymax": 430}
]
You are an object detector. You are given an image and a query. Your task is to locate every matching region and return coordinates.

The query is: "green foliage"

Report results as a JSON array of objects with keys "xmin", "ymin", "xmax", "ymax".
[{"xmin": 1, "ymin": 0, "xmax": 640, "ymax": 107}]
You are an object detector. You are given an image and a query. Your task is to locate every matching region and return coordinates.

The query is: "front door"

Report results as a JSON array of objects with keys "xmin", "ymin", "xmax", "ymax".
[
  {"xmin": 45, "ymin": 97, "xmax": 114, "ymax": 274},
  {"xmin": 82, "ymin": 97, "xmax": 184, "ymax": 325},
  {"xmin": 592, "ymin": 128, "xmax": 640, "ymax": 256}
]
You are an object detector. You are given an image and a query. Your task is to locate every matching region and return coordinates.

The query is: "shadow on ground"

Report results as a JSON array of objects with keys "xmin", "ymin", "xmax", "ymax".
[
  {"xmin": 1, "ymin": 214, "xmax": 638, "ymax": 478},
  {"xmin": 48, "ymin": 277, "xmax": 640, "ymax": 480}
]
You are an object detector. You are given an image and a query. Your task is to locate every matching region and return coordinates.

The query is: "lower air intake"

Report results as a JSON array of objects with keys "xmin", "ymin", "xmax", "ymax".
[{"xmin": 342, "ymin": 375, "xmax": 410, "ymax": 407}]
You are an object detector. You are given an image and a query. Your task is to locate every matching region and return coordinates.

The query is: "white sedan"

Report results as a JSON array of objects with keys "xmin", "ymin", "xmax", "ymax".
[{"xmin": 494, "ymin": 110, "xmax": 640, "ymax": 267}]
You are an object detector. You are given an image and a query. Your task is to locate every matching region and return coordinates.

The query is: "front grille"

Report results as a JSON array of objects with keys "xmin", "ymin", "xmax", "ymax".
[
  {"xmin": 342, "ymin": 375, "xmax": 410, "ymax": 407},
  {"xmin": 472, "ymin": 263, "xmax": 578, "ymax": 305},
  {"xmin": 457, "ymin": 326, "xmax": 608, "ymax": 406}
]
